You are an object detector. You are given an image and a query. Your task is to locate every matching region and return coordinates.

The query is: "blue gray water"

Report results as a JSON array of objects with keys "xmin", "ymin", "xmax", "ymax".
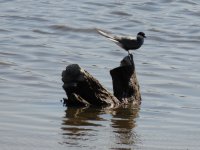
[{"xmin": 1, "ymin": 0, "xmax": 200, "ymax": 149}]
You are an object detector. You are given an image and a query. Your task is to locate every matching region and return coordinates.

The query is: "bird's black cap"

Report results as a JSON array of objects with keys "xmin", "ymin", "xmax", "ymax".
[{"xmin": 138, "ymin": 32, "xmax": 146, "ymax": 38}]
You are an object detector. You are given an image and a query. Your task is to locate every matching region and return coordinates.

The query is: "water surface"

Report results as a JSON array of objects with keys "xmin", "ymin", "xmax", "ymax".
[{"xmin": 0, "ymin": 0, "xmax": 200, "ymax": 149}]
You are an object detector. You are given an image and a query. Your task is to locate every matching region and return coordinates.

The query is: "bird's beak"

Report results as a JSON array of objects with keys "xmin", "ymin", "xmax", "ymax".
[{"xmin": 144, "ymin": 35, "xmax": 146, "ymax": 38}]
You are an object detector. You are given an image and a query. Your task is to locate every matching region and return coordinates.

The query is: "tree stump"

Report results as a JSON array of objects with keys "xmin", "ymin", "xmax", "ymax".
[
  {"xmin": 62, "ymin": 64, "xmax": 120, "ymax": 107},
  {"xmin": 110, "ymin": 54, "xmax": 141, "ymax": 105},
  {"xmin": 62, "ymin": 54, "xmax": 141, "ymax": 107}
]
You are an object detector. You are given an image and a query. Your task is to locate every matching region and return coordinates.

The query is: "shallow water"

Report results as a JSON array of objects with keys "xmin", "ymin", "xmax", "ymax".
[{"xmin": 1, "ymin": 0, "xmax": 200, "ymax": 149}]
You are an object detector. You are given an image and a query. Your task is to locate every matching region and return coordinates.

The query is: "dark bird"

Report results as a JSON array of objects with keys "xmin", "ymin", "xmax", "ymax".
[{"xmin": 96, "ymin": 29, "xmax": 146, "ymax": 56}]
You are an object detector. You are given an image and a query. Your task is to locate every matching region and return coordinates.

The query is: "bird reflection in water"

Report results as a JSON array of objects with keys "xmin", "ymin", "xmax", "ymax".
[{"xmin": 61, "ymin": 105, "xmax": 140, "ymax": 149}]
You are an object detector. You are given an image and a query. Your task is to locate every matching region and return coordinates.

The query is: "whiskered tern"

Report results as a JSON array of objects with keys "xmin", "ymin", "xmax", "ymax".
[{"xmin": 97, "ymin": 29, "xmax": 146, "ymax": 55}]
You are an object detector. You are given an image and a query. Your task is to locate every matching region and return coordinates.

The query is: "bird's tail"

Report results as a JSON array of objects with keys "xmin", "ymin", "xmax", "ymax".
[{"xmin": 96, "ymin": 29, "xmax": 118, "ymax": 42}]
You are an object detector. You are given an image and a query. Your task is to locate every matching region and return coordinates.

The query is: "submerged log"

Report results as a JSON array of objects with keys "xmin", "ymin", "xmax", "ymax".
[
  {"xmin": 62, "ymin": 54, "xmax": 141, "ymax": 107},
  {"xmin": 62, "ymin": 64, "xmax": 120, "ymax": 107},
  {"xmin": 110, "ymin": 54, "xmax": 141, "ymax": 105}
]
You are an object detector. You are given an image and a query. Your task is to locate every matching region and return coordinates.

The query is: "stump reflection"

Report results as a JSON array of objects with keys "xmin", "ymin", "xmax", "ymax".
[{"xmin": 61, "ymin": 105, "xmax": 140, "ymax": 149}]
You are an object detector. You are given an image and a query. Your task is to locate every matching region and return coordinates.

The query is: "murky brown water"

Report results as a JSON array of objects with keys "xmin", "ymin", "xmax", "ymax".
[{"xmin": 1, "ymin": 0, "xmax": 200, "ymax": 149}]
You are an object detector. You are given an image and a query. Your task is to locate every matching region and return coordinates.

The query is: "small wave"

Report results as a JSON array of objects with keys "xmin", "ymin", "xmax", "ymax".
[
  {"xmin": 33, "ymin": 29, "xmax": 55, "ymax": 35},
  {"xmin": 1, "ymin": 15, "xmax": 49, "ymax": 22},
  {"xmin": 84, "ymin": 1, "xmax": 113, "ymax": 8},
  {"xmin": 110, "ymin": 11, "xmax": 132, "ymax": 16},
  {"xmin": 178, "ymin": 0, "xmax": 198, "ymax": 5},
  {"xmin": 160, "ymin": 0, "xmax": 174, "ymax": 3},
  {"xmin": 20, "ymin": 44, "xmax": 51, "ymax": 48},
  {"xmin": 148, "ymin": 28, "xmax": 174, "ymax": 34},
  {"xmin": 0, "ymin": 52, "xmax": 17, "ymax": 56},
  {"xmin": 18, "ymin": 35, "xmax": 37, "ymax": 39},
  {"xmin": 0, "ymin": 61, "xmax": 15, "ymax": 66},
  {"xmin": 49, "ymin": 25, "xmax": 96, "ymax": 33},
  {"xmin": 0, "ymin": 29, "xmax": 11, "ymax": 33}
]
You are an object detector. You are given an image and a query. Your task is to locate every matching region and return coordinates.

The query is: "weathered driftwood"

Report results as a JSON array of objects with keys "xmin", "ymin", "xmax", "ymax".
[
  {"xmin": 110, "ymin": 54, "xmax": 141, "ymax": 105},
  {"xmin": 62, "ymin": 54, "xmax": 141, "ymax": 107},
  {"xmin": 62, "ymin": 64, "xmax": 120, "ymax": 107}
]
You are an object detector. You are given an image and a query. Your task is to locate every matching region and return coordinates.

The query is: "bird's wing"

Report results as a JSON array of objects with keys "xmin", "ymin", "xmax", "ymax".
[
  {"xmin": 123, "ymin": 36, "xmax": 136, "ymax": 40},
  {"xmin": 118, "ymin": 37, "xmax": 140, "ymax": 50},
  {"xmin": 96, "ymin": 29, "xmax": 139, "ymax": 50},
  {"xmin": 96, "ymin": 29, "xmax": 119, "ymax": 42}
]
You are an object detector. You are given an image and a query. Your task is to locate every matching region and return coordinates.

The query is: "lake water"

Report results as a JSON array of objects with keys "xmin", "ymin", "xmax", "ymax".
[{"xmin": 1, "ymin": 0, "xmax": 200, "ymax": 149}]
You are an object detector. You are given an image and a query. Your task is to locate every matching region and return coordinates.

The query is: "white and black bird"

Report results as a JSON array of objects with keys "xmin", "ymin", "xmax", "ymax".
[{"xmin": 96, "ymin": 29, "xmax": 146, "ymax": 55}]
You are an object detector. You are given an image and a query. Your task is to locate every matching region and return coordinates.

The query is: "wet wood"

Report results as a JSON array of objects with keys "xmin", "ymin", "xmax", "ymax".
[
  {"xmin": 62, "ymin": 64, "xmax": 120, "ymax": 107},
  {"xmin": 110, "ymin": 54, "xmax": 141, "ymax": 105},
  {"xmin": 62, "ymin": 54, "xmax": 141, "ymax": 107}
]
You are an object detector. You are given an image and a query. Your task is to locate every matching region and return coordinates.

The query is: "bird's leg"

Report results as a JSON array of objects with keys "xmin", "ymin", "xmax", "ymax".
[
  {"xmin": 128, "ymin": 51, "xmax": 134, "ymax": 66},
  {"xmin": 128, "ymin": 50, "xmax": 130, "ymax": 56}
]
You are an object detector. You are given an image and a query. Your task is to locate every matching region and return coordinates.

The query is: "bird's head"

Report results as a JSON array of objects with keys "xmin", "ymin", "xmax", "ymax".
[{"xmin": 137, "ymin": 32, "xmax": 146, "ymax": 38}]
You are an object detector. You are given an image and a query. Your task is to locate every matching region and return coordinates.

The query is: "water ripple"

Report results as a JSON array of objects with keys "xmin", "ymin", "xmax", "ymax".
[
  {"xmin": 1, "ymin": 0, "xmax": 200, "ymax": 150},
  {"xmin": 0, "ymin": 15, "xmax": 49, "ymax": 22},
  {"xmin": 110, "ymin": 11, "xmax": 132, "ymax": 16},
  {"xmin": 49, "ymin": 25, "xmax": 96, "ymax": 33},
  {"xmin": 32, "ymin": 29, "xmax": 55, "ymax": 35}
]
